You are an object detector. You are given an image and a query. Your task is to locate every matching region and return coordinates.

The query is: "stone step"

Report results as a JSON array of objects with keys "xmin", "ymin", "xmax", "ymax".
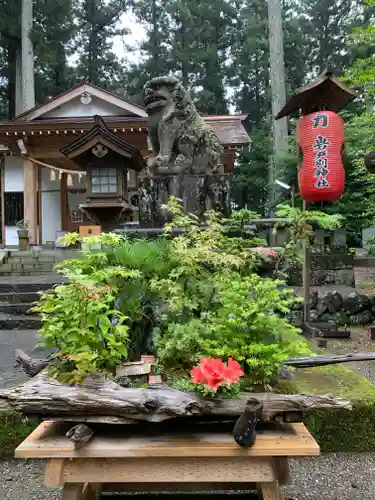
[
  {"xmin": 0, "ymin": 271, "xmax": 59, "ymax": 277},
  {"xmin": 8, "ymin": 250, "xmax": 78, "ymax": 260},
  {"xmin": 9, "ymin": 256, "xmax": 59, "ymax": 264},
  {"xmin": 10, "ymin": 264, "xmax": 56, "ymax": 272},
  {"xmin": 0, "ymin": 302, "xmax": 34, "ymax": 315},
  {"xmin": 0, "ymin": 280, "xmax": 60, "ymax": 293},
  {"xmin": 0, "ymin": 262, "xmax": 55, "ymax": 276},
  {"xmin": 1, "ymin": 262, "xmax": 55, "ymax": 271},
  {"xmin": 0, "ymin": 291, "xmax": 44, "ymax": 302},
  {"xmin": 0, "ymin": 313, "xmax": 41, "ymax": 330}
]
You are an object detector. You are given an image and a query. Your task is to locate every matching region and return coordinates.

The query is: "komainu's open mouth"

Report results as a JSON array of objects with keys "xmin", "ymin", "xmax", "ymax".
[{"xmin": 144, "ymin": 93, "xmax": 168, "ymax": 110}]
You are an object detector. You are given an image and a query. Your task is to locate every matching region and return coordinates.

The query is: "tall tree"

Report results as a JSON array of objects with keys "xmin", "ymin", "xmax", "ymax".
[
  {"xmin": 299, "ymin": 0, "xmax": 361, "ymax": 75},
  {"xmin": 185, "ymin": 0, "xmax": 236, "ymax": 114},
  {"xmin": 73, "ymin": 0, "xmax": 129, "ymax": 87},
  {"xmin": 33, "ymin": 0, "xmax": 77, "ymax": 102},
  {"xmin": 125, "ymin": 0, "xmax": 173, "ymax": 97},
  {"xmin": 0, "ymin": 0, "xmax": 21, "ymax": 119},
  {"xmin": 267, "ymin": 0, "xmax": 288, "ymax": 212}
]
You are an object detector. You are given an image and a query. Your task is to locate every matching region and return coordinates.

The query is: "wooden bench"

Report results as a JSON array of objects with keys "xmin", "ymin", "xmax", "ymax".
[{"xmin": 15, "ymin": 420, "xmax": 320, "ymax": 500}]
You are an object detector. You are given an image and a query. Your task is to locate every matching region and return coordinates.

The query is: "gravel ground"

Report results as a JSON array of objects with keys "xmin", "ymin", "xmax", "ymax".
[
  {"xmin": 1, "ymin": 454, "xmax": 375, "ymax": 500},
  {"xmin": 0, "ymin": 329, "xmax": 38, "ymax": 388}
]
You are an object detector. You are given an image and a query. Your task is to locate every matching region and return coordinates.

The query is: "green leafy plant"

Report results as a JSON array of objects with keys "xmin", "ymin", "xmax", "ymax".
[
  {"xmin": 57, "ymin": 231, "xmax": 81, "ymax": 248},
  {"xmin": 34, "ymin": 198, "xmax": 314, "ymax": 391},
  {"xmin": 365, "ymin": 235, "xmax": 375, "ymax": 256},
  {"xmin": 33, "ymin": 276, "xmax": 131, "ymax": 384},
  {"xmin": 272, "ymin": 203, "xmax": 344, "ymax": 278},
  {"xmin": 152, "ymin": 197, "xmax": 312, "ymax": 389}
]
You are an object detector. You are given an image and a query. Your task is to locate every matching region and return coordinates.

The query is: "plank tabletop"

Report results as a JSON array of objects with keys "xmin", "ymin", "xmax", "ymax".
[{"xmin": 15, "ymin": 421, "xmax": 320, "ymax": 459}]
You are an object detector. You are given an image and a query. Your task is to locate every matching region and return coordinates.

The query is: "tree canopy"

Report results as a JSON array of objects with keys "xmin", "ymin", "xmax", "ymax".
[{"xmin": 1, "ymin": 0, "xmax": 375, "ymax": 240}]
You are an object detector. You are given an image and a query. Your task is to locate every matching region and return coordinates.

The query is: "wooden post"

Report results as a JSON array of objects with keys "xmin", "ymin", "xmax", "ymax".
[
  {"xmin": 24, "ymin": 159, "xmax": 38, "ymax": 245},
  {"xmin": 1, "ymin": 160, "xmax": 5, "ymax": 247},
  {"xmin": 302, "ymin": 200, "xmax": 310, "ymax": 324},
  {"xmin": 60, "ymin": 173, "xmax": 69, "ymax": 231}
]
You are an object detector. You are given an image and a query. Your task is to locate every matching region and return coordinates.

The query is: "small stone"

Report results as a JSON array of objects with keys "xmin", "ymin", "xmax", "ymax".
[
  {"xmin": 351, "ymin": 482, "xmax": 358, "ymax": 489},
  {"xmin": 5, "ymin": 475, "xmax": 14, "ymax": 481}
]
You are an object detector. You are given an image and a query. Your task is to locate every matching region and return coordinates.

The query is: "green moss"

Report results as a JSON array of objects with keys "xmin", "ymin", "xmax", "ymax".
[
  {"xmin": 0, "ymin": 412, "xmax": 38, "ymax": 458},
  {"xmin": 292, "ymin": 364, "xmax": 375, "ymax": 399},
  {"xmin": 283, "ymin": 365, "xmax": 375, "ymax": 452}
]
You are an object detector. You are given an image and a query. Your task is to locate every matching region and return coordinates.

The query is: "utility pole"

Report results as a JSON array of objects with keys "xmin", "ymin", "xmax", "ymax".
[{"xmin": 267, "ymin": 0, "xmax": 288, "ymax": 214}]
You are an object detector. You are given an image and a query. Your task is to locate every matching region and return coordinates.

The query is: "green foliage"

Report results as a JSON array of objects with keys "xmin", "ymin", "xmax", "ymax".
[
  {"xmin": 272, "ymin": 203, "xmax": 343, "ymax": 277},
  {"xmin": 152, "ymin": 197, "xmax": 311, "ymax": 388},
  {"xmin": 33, "ymin": 277, "xmax": 131, "ymax": 384},
  {"xmin": 0, "ymin": 412, "xmax": 38, "ymax": 458},
  {"xmin": 57, "ymin": 231, "xmax": 81, "ymax": 248},
  {"xmin": 35, "ymin": 199, "xmax": 311, "ymax": 390},
  {"xmin": 275, "ymin": 204, "xmax": 344, "ymax": 233},
  {"xmin": 364, "ymin": 235, "xmax": 375, "ymax": 255}
]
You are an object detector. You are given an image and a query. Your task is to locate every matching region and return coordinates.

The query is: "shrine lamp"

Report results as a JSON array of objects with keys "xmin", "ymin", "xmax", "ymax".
[{"xmin": 276, "ymin": 70, "xmax": 356, "ymax": 203}]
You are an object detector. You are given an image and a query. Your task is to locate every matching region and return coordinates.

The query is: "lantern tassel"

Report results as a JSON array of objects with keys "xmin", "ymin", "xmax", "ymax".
[{"xmin": 67, "ymin": 174, "xmax": 73, "ymax": 187}]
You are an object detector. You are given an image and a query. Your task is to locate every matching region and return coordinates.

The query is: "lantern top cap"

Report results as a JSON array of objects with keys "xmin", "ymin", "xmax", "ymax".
[{"xmin": 275, "ymin": 69, "xmax": 356, "ymax": 120}]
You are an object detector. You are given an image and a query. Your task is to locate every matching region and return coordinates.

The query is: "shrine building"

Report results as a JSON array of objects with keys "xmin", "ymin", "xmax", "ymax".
[{"xmin": 0, "ymin": 83, "xmax": 250, "ymax": 247}]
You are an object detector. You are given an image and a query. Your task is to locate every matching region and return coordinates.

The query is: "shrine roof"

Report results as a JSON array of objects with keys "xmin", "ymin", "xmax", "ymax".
[
  {"xmin": 276, "ymin": 70, "xmax": 356, "ymax": 119},
  {"xmin": 11, "ymin": 82, "xmax": 148, "ymax": 122},
  {"xmin": 60, "ymin": 115, "xmax": 146, "ymax": 171},
  {"xmin": 0, "ymin": 115, "xmax": 250, "ymax": 148}
]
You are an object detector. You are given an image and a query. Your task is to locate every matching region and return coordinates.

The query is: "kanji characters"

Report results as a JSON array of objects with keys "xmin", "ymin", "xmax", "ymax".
[
  {"xmin": 313, "ymin": 136, "xmax": 330, "ymax": 188},
  {"xmin": 312, "ymin": 113, "xmax": 329, "ymax": 129},
  {"xmin": 313, "ymin": 135, "xmax": 330, "ymax": 150}
]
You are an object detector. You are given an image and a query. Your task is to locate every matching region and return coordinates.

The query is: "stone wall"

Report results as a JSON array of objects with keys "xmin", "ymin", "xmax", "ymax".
[
  {"xmin": 309, "ymin": 228, "xmax": 355, "ymax": 288},
  {"xmin": 288, "ymin": 290, "xmax": 375, "ymax": 327}
]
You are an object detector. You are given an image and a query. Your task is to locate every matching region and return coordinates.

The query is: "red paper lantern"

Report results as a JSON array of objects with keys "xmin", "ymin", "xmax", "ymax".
[{"xmin": 297, "ymin": 111, "xmax": 345, "ymax": 202}]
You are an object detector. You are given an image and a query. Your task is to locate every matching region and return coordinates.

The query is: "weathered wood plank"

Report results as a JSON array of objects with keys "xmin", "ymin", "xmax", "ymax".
[{"xmin": 15, "ymin": 422, "xmax": 319, "ymax": 459}]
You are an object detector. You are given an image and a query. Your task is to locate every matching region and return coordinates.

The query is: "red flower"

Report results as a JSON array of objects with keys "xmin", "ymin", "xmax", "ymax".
[
  {"xmin": 252, "ymin": 246, "xmax": 278, "ymax": 258},
  {"xmin": 190, "ymin": 357, "xmax": 244, "ymax": 392}
]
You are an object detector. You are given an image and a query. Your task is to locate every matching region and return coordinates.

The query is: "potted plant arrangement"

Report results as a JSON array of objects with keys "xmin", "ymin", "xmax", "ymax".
[
  {"xmin": 0, "ymin": 197, "xmax": 354, "ymax": 444},
  {"xmin": 16, "ymin": 220, "xmax": 30, "ymax": 250}
]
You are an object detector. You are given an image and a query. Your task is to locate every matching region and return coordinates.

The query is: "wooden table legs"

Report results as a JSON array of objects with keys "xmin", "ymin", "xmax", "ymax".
[
  {"xmin": 47, "ymin": 456, "xmax": 290, "ymax": 500},
  {"xmin": 62, "ymin": 483, "xmax": 101, "ymax": 500},
  {"xmin": 257, "ymin": 481, "xmax": 284, "ymax": 500}
]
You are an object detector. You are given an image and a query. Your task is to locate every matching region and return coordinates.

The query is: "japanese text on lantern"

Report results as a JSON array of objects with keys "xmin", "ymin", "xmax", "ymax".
[{"xmin": 312, "ymin": 113, "xmax": 330, "ymax": 189}]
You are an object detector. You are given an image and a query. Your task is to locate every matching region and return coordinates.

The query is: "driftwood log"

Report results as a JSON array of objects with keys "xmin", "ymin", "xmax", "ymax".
[
  {"xmin": 0, "ymin": 372, "xmax": 352, "ymax": 424},
  {"xmin": 285, "ymin": 353, "xmax": 375, "ymax": 368},
  {"xmin": 14, "ymin": 349, "xmax": 53, "ymax": 377}
]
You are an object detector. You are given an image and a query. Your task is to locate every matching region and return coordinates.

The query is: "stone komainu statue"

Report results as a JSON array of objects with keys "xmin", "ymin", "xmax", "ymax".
[{"xmin": 143, "ymin": 76, "xmax": 223, "ymax": 174}]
